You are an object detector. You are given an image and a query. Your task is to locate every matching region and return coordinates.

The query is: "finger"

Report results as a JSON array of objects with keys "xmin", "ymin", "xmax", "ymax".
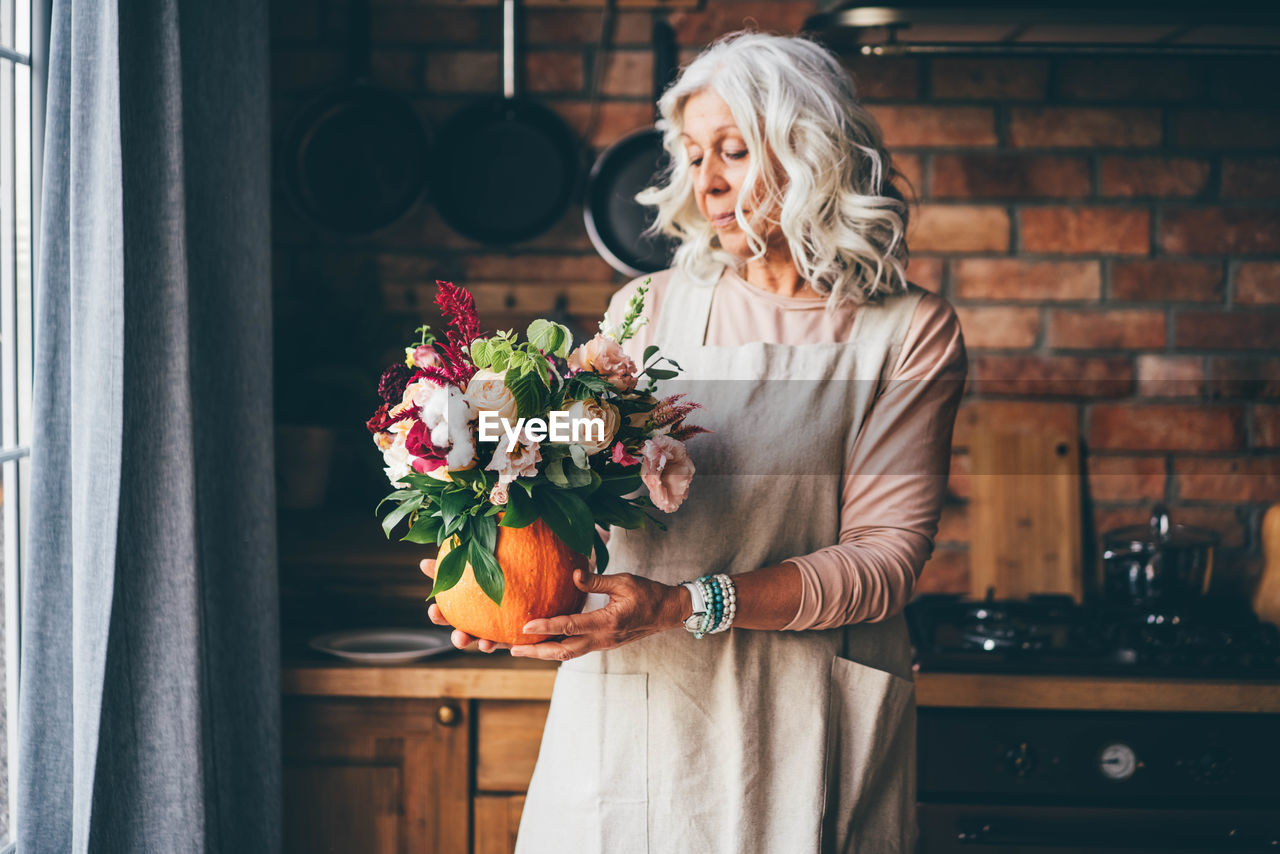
[
  {"xmin": 523, "ymin": 608, "xmax": 614, "ymax": 637},
  {"xmin": 477, "ymin": 638, "xmax": 513, "ymax": 653},
  {"xmin": 510, "ymin": 634, "xmax": 596, "ymax": 661},
  {"xmin": 419, "ymin": 558, "xmax": 437, "ymax": 579},
  {"xmin": 427, "ymin": 602, "xmax": 450, "ymax": 626},
  {"xmin": 450, "ymin": 628, "xmax": 477, "ymax": 649}
]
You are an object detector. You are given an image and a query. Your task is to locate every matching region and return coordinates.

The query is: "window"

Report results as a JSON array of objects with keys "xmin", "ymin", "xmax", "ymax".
[{"xmin": 0, "ymin": 0, "xmax": 35, "ymax": 844}]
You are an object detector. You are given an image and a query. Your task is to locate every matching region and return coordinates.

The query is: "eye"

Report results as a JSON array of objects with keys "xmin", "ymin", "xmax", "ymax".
[
  {"xmin": 689, "ymin": 156, "xmax": 703, "ymax": 167},
  {"xmin": 725, "ymin": 150, "xmax": 748, "ymax": 160}
]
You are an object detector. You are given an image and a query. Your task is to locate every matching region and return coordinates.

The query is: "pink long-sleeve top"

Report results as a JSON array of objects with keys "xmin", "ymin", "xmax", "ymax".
[{"xmin": 607, "ymin": 266, "xmax": 967, "ymax": 631}]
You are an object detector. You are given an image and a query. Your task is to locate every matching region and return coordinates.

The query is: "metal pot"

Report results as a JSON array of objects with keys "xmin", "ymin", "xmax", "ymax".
[{"xmin": 1100, "ymin": 504, "xmax": 1220, "ymax": 606}]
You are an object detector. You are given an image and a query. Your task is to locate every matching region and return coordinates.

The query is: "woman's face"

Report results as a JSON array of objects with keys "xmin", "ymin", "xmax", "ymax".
[{"xmin": 680, "ymin": 89, "xmax": 779, "ymax": 259}]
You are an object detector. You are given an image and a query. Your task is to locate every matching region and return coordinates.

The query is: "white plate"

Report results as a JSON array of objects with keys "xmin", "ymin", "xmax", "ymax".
[{"xmin": 308, "ymin": 628, "xmax": 456, "ymax": 664}]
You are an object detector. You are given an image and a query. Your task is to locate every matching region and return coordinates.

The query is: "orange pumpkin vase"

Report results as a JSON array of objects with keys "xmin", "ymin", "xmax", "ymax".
[{"xmin": 433, "ymin": 518, "xmax": 590, "ymax": 646}]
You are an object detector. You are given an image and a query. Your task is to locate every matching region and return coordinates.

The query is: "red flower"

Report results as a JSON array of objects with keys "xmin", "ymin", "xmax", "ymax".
[
  {"xmin": 611, "ymin": 442, "xmax": 640, "ymax": 467},
  {"xmin": 404, "ymin": 420, "xmax": 448, "ymax": 472},
  {"xmin": 432, "ymin": 280, "xmax": 480, "ymax": 388}
]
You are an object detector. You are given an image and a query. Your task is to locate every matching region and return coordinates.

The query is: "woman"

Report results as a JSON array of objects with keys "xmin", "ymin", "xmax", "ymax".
[{"xmin": 425, "ymin": 31, "xmax": 966, "ymax": 853}]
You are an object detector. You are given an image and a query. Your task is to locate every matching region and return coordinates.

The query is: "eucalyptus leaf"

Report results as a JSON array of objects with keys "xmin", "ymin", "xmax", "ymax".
[
  {"xmin": 642, "ymin": 344, "xmax": 659, "ymax": 364},
  {"xmin": 568, "ymin": 443, "xmax": 589, "ymax": 469},
  {"xmin": 646, "ymin": 368, "xmax": 678, "ymax": 380}
]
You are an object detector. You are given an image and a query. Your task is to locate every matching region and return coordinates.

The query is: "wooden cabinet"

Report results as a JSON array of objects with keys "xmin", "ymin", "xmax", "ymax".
[
  {"xmin": 283, "ymin": 697, "xmax": 472, "ymax": 853},
  {"xmin": 283, "ymin": 693, "xmax": 551, "ymax": 854}
]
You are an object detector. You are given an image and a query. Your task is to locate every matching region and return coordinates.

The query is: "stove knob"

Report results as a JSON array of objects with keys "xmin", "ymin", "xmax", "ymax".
[{"xmin": 1004, "ymin": 742, "xmax": 1036, "ymax": 777}]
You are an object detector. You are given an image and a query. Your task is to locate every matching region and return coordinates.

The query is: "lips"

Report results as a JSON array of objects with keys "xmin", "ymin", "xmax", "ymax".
[{"xmin": 711, "ymin": 211, "xmax": 740, "ymax": 228}]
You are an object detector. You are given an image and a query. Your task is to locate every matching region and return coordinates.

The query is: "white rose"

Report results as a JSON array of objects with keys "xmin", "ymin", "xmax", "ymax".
[
  {"xmin": 463, "ymin": 369, "xmax": 519, "ymax": 430},
  {"xmin": 564, "ymin": 399, "xmax": 620, "ymax": 456}
]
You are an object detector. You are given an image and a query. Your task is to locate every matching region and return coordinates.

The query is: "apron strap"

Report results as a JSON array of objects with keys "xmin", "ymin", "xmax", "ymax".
[{"xmin": 652, "ymin": 268, "xmax": 719, "ymax": 348}]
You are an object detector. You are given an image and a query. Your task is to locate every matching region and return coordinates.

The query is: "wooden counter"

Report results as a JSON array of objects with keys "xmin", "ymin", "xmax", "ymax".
[{"xmin": 283, "ymin": 654, "xmax": 1280, "ymax": 713}]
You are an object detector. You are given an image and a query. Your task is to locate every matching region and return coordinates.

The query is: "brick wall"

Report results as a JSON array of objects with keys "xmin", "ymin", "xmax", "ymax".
[{"xmin": 271, "ymin": 0, "xmax": 1280, "ymax": 598}]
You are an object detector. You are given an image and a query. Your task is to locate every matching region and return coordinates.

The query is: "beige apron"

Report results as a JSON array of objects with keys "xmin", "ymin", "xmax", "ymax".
[{"xmin": 515, "ymin": 269, "xmax": 925, "ymax": 854}]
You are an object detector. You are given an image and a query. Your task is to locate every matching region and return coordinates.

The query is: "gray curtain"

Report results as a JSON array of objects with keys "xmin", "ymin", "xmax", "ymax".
[{"xmin": 18, "ymin": 0, "xmax": 279, "ymax": 851}]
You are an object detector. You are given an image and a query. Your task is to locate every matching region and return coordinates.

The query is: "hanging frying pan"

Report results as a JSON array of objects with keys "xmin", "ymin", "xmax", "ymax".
[
  {"xmin": 280, "ymin": 0, "xmax": 432, "ymax": 235},
  {"xmin": 430, "ymin": 0, "xmax": 580, "ymax": 245},
  {"xmin": 583, "ymin": 16, "xmax": 681, "ymax": 277}
]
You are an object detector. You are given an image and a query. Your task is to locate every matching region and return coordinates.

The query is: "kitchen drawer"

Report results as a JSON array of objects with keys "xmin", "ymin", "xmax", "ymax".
[{"xmin": 476, "ymin": 700, "xmax": 550, "ymax": 792}]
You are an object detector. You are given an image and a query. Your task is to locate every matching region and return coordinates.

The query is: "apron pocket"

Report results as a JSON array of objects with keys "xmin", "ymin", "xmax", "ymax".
[
  {"xmin": 516, "ymin": 666, "xmax": 649, "ymax": 854},
  {"xmin": 821, "ymin": 655, "xmax": 916, "ymax": 854}
]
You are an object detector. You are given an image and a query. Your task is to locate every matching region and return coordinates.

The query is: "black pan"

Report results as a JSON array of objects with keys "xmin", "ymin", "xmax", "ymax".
[
  {"xmin": 583, "ymin": 17, "xmax": 681, "ymax": 277},
  {"xmin": 430, "ymin": 0, "xmax": 580, "ymax": 245},
  {"xmin": 281, "ymin": 0, "xmax": 432, "ymax": 235}
]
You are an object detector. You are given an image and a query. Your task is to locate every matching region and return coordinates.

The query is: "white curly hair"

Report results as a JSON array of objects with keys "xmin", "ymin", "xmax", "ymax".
[{"xmin": 636, "ymin": 31, "xmax": 915, "ymax": 307}]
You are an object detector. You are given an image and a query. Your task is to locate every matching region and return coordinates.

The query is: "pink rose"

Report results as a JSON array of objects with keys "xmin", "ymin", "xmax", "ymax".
[
  {"xmin": 639, "ymin": 435, "xmax": 694, "ymax": 513},
  {"xmin": 489, "ymin": 481, "xmax": 510, "ymax": 506},
  {"xmin": 412, "ymin": 345, "xmax": 440, "ymax": 370},
  {"xmin": 568, "ymin": 333, "xmax": 637, "ymax": 392}
]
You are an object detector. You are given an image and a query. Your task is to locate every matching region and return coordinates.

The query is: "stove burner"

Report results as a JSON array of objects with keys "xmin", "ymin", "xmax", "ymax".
[{"xmin": 907, "ymin": 593, "xmax": 1280, "ymax": 678}]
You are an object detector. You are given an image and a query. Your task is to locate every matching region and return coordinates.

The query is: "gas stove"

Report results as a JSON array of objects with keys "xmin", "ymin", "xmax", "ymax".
[
  {"xmin": 907, "ymin": 594, "xmax": 1280, "ymax": 852},
  {"xmin": 906, "ymin": 593, "xmax": 1280, "ymax": 679}
]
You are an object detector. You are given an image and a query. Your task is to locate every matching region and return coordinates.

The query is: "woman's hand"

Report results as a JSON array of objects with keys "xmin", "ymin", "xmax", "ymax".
[
  {"xmin": 420, "ymin": 558, "xmax": 512, "ymax": 653},
  {"xmin": 511, "ymin": 569, "xmax": 684, "ymax": 661}
]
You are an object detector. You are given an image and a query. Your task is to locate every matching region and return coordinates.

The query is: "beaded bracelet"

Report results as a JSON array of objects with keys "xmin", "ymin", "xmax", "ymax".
[
  {"xmin": 696, "ymin": 576, "xmax": 718, "ymax": 638},
  {"xmin": 709, "ymin": 573, "xmax": 737, "ymax": 634}
]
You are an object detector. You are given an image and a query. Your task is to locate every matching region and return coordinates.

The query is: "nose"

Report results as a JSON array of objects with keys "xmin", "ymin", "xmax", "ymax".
[{"xmin": 694, "ymin": 156, "xmax": 728, "ymax": 197}]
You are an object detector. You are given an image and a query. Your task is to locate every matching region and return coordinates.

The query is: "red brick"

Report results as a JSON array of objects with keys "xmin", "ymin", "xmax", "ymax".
[
  {"xmin": 930, "ymin": 154, "xmax": 1090, "ymax": 200},
  {"xmin": 1047, "ymin": 309, "xmax": 1165, "ymax": 350},
  {"xmin": 1137, "ymin": 355, "xmax": 1206, "ymax": 398},
  {"xmin": 601, "ymin": 50, "xmax": 653, "ymax": 98},
  {"xmin": 1174, "ymin": 456, "xmax": 1280, "ymax": 502},
  {"xmin": 1056, "ymin": 58, "xmax": 1204, "ymax": 102},
  {"xmin": 526, "ymin": 10, "xmax": 649, "ymax": 46},
  {"xmin": 1175, "ymin": 311, "xmax": 1280, "ymax": 351},
  {"xmin": 1008, "ymin": 107, "xmax": 1162, "ymax": 148},
  {"xmin": 969, "ymin": 355, "xmax": 1132, "ymax": 397},
  {"xmin": 1205, "ymin": 58, "xmax": 1280, "ymax": 108},
  {"xmin": 371, "ymin": 8, "xmax": 489, "ymax": 46},
  {"xmin": 1220, "ymin": 158, "xmax": 1280, "ymax": 200},
  {"xmin": 669, "ymin": 3, "xmax": 814, "ymax": 45},
  {"xmin": 1087, "ymin": 456, "xmax": 1167, "ymax": 502},
  {"xmin": 915, "ymin": 548, "xmax": 969, "ymax": 596},
  {"xmin": 1099, "ymin": 156, "xmax": 1210, "ymax": 198},
  {"xmin": 953, "ymin": 401, "xmax": 1079, "ymax": 447},
  {"xmin": 1234, "ymin": 262, "xmax": 1280, "ymax": 305},
  {"xmin": 891, "ymin": 153, "xmax": 924, "ymax": 202},
  {"xmin": 869, "ymin": 106, "xmax": 997, "ymax": 148},
  {"xmin": 953, "ymin": 258, "xmax": 1100, "ymax": 302},
  {"xmin": 931, "ymin": 58, "xmax": 1048, "ymax": 100},
  {"xmin": 1173, "ymin": 110, "xmax": 1280, "ymax": 149},
  {"xmin": 953, "ymin": 306, "xmax": 1040, "ymax": 349},
  {"xmin": 271, "ymin": 49, "xmax": 343, "ymax": 92},
  {"xmin": 526, "ymin": 51, "xmax": 585, "ymax": 94},
  {"xmin": 936, "ymin": 502, "xmax": 969, "ymax": 544},
  {"xmin": 463, "ymin": 254, "xmax": 614, "ymax": 282},
  {"xmin": 1209, "ymin": 358, "xmax": 1280, "ymax": 400},
  {"xmin": 426, "ymin": 52, "xmax": 498, "ymax": 94},
  {"xmin": 1256, "ymin": 405, "xmax": 1280, "ymax": 449},
  {"xmin": 840, "ymin": 56, "xmax": 920, "ymax": 101},
  {"xmin": 909, "ymin": 206, "xmax": 1009, "ymax": 253},
  {"xmin": 1110, "ymin": 260, "xmax": 1223, "ymax": 303},
  {"xmin": 905, "ymin": 256, "xmax": 943, "ymax": 292},
  {"xmin": 1093, "ymin": 504, "xmax": 1244, "ymax": 548},
  {"xmin": 1088, "ymin": 404, "xmax": 1244, "ymax": 452},
  {"xmin": 1161, "ymin": 208, "xmax": 1280, "ymax": 255},
  {"xmin": 1020, "ymin": 208, "xmax": 1150, "ymax": 256},
  {"xmin": 550, "ymin": 101, "xmax": 655, "ymax": 148}
]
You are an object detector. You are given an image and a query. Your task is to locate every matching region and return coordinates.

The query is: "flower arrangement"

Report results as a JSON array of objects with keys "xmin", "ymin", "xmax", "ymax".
[{"xmin": 365, "ymin": 281, "xmax": 706, "ymax": 609}]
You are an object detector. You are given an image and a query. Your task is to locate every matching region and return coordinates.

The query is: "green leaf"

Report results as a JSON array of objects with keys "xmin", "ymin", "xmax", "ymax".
[
  {"xmin": 568, "ymin": 443, "xmax": 589, "ymax": 469},
  {"xmin": 375, "ymin": 488, "xmax": 420, "ymax": 514},
  {"xmin": 573, "ymin": 372, "xmax": 613, "ymax": 395},
  {"xmin": 588, "ymin": 492, "xmax": 647, "ymax": 529},
  {"xmin": 402, "ymin": 511, "xmax": 442, "ymax": 544},
  {"xmin": 506, "ymin": 369, "xmax": 544, "ymax": 420},
  {"xmin": 592, "ymin": 526, "xmax": 610, "ymax": 574},
  {"xmin": 599, "ymin": 471, "xmax": 643, "ymax": 496},
  {"xmin": 534, "ymin": 487, "xmax": 594, "ymax": 556},
  {"xmin": 527, "ymin": 319, "xmax": 572, "ymax": 358},
  {"xmin": 440, "ymin": 489, "xmax": 472, "ymax": 529},
  {"xmin": 642, "ymin": 344, "xmax": 659, "ymax": 365},
  {"xmin": 473, "ymin": 513, "xmax": 497, "ymax": 552},
  {"xmin": 381, "ymin": 495, "xmax": 423, "ymax": 538},
  {"xmin": 468, "ymin": 539, "xmax": 505, "ymax": 606},
  {"xmin": 646, "ymin": 367, "xmax": 678, "ymax": 380},
  {"xmin": 499, "ymin": 485, "xmax": 539, "ymax": 528},
  {"xmin": 469, "ymin": 338, "xmax": 493, "ymax": 368},
  {"xmin": 430, "ymin": 543, "xmax": 470, "ymax": 598}
]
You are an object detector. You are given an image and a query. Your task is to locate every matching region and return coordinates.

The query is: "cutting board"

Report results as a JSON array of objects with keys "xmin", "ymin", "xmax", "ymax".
[
  {"xmin": 1254, "ymin": 503, "xmax": 1280, "ymax": 627},
  {"xmin": 967, "ymin": 413, "xmax": 1084, "ymax": 602}
]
